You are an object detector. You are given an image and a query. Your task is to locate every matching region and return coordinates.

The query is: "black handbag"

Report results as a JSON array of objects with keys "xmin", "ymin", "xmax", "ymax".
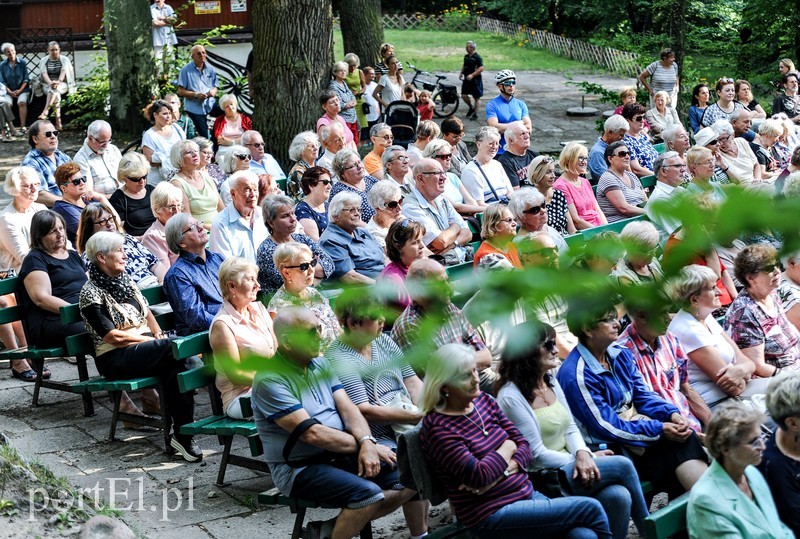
[
  {"xmin": 527, "ymin": 468, "xmax": 571, "ymax": 498},
  {"xmin": 362, "ymin": 102, "xmax": 371, "ymax": 115}
]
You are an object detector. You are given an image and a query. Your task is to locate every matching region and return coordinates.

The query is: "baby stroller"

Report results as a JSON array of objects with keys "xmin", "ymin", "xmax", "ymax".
[{"xmin": 383, "ymin": 100, "xmax": 419, "ymax": 149}]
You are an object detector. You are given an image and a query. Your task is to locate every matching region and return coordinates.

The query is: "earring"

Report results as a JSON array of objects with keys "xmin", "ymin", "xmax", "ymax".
[{"xmin": 443, "ymin": 390, "xmax": 450, "ymax": 398}]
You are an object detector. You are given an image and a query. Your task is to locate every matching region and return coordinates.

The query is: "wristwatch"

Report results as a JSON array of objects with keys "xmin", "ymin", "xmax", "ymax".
[{"xmin": 358, "ymin": 435, "xmax": 377, "ymax": 446}]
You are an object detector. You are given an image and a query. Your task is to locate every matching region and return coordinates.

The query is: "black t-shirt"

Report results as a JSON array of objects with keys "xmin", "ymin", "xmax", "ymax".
[
  {"xmin": 495, "ymin": 148, "xmax": 539, "ymax": 187},
  {"xmin": 109, "ymin": 185, "xmax": 156, "ymax": 237},
  {"xmin": 773, "ymin": 94, "xmax": 800, "ymax": 118},
  {"xmin": 246, "ymin": 50, "xmax": 253, "ymax": 73},
  {"xmin": 758, "ymin": 435, "xmax": 800, "ymax": 537},
  {"xmin": 462, "ymin": 52, "xmax": 483, "ymax": 79}
]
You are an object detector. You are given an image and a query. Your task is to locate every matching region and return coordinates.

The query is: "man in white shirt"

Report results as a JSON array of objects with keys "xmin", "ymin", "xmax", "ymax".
[
  {"xmin": 72, "ymin": 120, "xmax": 122, "ymax": 196},
  {"xmin": 209, "ymin": 170, "xmax": 269, "ymax": 261},
  {"xmin": 646, "ymin": 151, "xmax": 687, "ymax": 241},
  {"xmin": 242, "ymin": 130, "xmax": 286, "ymax": 180},
  {"xmin": 316, "ymin": 122, "xmax": 346, "ymax": 179}
]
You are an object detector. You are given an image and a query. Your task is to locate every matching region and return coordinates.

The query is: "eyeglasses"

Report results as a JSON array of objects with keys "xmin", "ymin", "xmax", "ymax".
[
  {"xmin": 577, "ymin": 156, "xmax": 589, "ymax": 163},
  {"xmin": 633, "ymin": 116, "xmax": 645, "ymax": 122},
  {"xmin": 127, "ymin": 175, "xmax": 148, "ymax": 182},
  {"xmin": 433, "ymin": 153, "xmax": 453, "ymax": 160},
  {"xmin": 310, "ymin": 179, "xmax": 332, "ymax": 187},
  {"xmin": 662, "ymin": 163, "xmax": 687, "ymax": 169},
  {"xmin": 391, "ymin": 155, "xmax": 409, "ymax": 163},
  {"xmin": 62, "ymin": 176, "xmax": 87, "ymax": 186},
  {"xmin": 245, "ymin": 142, "xmax": 265, "ymax": 148},
  {"xmin": 182, "ymin": 222, "xmax": 205, "ymax": 234},
  {"xmin": 234, "ymin": 154, "xmax": 251, "ymax": 161},
  {"xmin": 94, "ymin": 216, "xmax": 115, "ymax": 227},
  {"xmin": 744, "ymin": 433, "xmax": 767, "ymax": 448},
  {"xmin": 165, "ymin": 204, "xmax": 183, "ymax": 212},
  {"xmin": 613, "ymin": 151, "xmax": 630, "ymax": 158},
  {"xmin": 501, "ymin": 80, "xmax": 516, "ymax": 87},
  {"xmin": 597, "ymin": 313, "xmax": 619, "ymax": 324},
  {"xmin": 385, "ymin": 198, "xmax": 403, "ymax": 209},
  {"xmin": 343, "ymin": 207, "xmax": 362, "ymax": 214},
  {"xmin": 342, "ymin": 161, "xmax": 364, "ymax": 172},
  {"xmin": 90, "ymin": 135, "xmax": 111, "ymax": 145},
  {"xmin": 522, "ymin": 204, "xmax": 545, "ymax": 215},
  {"xmin": 420, "ymin": 171, "xmax": 446, "ymax": 178},
  {"xmin": 42, "ymin": 130, "xmax": 59, "ymax": 138},
  {"xmin": 377, "ymin": 134, "xmax": 394, "ymax": 141},
  {"xmin": 543, "ymin": 339, "xmax": 557, "ymax": 353},
  {"xmin": 285, "ymin": 258, "xmax": 318, "ymax": 272},
  {"xmin": 183, "ymin": 150, "xmax": 199, "ymax": 156},
  {"xmin": 706, "ymin": 139, "xmax": 719, "ymax": 145},
  {"xmin": 759, "ymin": 262, "xmax": 779, "ymax": 274},
  {"xmin": 499, "ymin": 217, "xmax": 516, "ymax": 224}
]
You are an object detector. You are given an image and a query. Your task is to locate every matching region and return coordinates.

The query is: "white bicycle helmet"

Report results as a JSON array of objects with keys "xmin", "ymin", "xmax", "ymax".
[{"xmin": 495, "ymin": 70, "xmax": 516, "ymax": 84}]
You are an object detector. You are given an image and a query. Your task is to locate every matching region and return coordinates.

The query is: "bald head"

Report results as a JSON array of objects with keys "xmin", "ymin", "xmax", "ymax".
[
  {"xmin": 408, "ymin": 258, "xmax": 447, "ymax": 281},
  {"xmin": 518, "ymin": 231, "xmax": 559, "ymax": 268}
]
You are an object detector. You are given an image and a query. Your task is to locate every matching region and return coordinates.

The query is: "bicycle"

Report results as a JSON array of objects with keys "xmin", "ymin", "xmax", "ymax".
[{"xmin": 407, "ymin": 63, "xmax": 460, "ymax": 119}]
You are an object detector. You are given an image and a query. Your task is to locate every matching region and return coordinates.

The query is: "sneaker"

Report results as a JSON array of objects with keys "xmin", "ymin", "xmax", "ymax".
[{"xmin": 170, "ymin": 434, "xmax": 203, "ymax": 462}]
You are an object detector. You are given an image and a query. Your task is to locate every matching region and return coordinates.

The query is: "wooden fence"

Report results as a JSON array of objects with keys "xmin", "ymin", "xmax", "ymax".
[
  {"xmin": 477, "ymin": 17, "xmax": 641, "ymax": 78},
  {"xmin": 333, "ymin": 13, "xmax": 477, "ymax": 32}
]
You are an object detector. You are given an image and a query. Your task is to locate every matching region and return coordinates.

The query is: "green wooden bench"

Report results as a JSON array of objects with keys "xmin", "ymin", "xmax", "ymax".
[
  {"xmin": 640, "ymin": 174, "xmax": 657, "ymax": 190},
  {"xmin": 277, "ymin": 177, "xmax": 287, "ymax": 192},
  {"xmin": 653, "ymin": 142, "xmax": 667, "ymax": 154},
  {"xmin": 59, "ymin": 285, "xmax": 175, "ymax": 451},
  {"xmin": 644, "ymin": 493, "xmax": 689, "ymax": 539},
  {"xmin": 171, "ymin": 331, "xmax": 269, "ymax": 486},
  {"xmin": 0, "ymin": 276, "xmax": 96, "ymax": 416},
  {"xmin": 580, "ymin": 215, "xmax": 647, "ymax": 239}
]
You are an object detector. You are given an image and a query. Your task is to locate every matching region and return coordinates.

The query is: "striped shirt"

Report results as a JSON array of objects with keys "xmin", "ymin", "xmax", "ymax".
[{"xmin": 421, "ymin": 392, "xmax": 533, "ymax": 528}]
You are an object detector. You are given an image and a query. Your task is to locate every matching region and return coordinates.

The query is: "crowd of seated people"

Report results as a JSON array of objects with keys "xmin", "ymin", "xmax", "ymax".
[{"xmin": 9, "ymin": 40, "xmax": 800, "ymax": 538}]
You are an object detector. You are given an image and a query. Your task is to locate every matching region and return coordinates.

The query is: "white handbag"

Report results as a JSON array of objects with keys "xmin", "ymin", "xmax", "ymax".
[{"xmin": 372, "ymin": 370, "xmax": 419, "ymax": 436}]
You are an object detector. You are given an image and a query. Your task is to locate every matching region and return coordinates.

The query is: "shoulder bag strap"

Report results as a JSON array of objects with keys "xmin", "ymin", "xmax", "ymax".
[
  {"xmin": 283, "ymin": 417, "xmax": 325, "ymax": 467},
  {"xmin": 473, "ymin": 159, "xmax": 501, "ymax": 202}
]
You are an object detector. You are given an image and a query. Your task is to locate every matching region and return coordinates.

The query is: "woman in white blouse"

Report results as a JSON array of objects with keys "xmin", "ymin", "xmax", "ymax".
[{"xmin": 460, "ymin": 126, "xmax": 514, "ymax": 206}]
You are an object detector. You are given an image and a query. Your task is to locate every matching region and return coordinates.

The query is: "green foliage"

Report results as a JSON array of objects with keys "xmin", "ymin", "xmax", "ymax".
[{"xmin": 63, "ymin": 35, "xmax": 110, "ymax": 129}]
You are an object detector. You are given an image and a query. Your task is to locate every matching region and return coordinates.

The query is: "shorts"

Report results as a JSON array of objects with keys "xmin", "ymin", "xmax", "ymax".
[
  {"xmin": 3, "ymin": 91, "xmax": 30, "ymax": 106},
  {"xmin": 290, "ymin": 453, "xmax": 403, "ymax": 510},
  {"xmin": 630, "ymin": 432, "xmax": 708, "ymax": 496},
  {"xmin": 461, "ymin": 77, "xmax": 483, "ymax": 99}
]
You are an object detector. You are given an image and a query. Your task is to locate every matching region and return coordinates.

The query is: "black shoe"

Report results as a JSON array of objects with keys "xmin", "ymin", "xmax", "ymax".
[
  {"xmin": 466, "ymin": 106, "xmax": 474, "ymax": 118},
  {"xmin": 470, "ymin": 112, "xmax": 479, "ymax": 120},
  {"xmin": 170, "ymin": 434, "xmax": 203, "ymax": 462}
]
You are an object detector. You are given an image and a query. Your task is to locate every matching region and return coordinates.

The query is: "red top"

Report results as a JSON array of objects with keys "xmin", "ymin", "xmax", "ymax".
[{"xmin": 211, "ymin": 112, "xmax": 253, "ymax": 142}]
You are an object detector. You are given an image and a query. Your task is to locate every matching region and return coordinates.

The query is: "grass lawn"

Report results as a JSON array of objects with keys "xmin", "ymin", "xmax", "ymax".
[{"xmin": 334, "ymin": 29, "xmax": 599, "ymax": 74}]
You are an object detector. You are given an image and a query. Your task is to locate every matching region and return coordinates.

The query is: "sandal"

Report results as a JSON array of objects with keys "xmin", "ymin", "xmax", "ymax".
[
  {"xmin": 54, "ymin": 119, "xmax": 62, "ymax": 131},
  {"xmin": 41, "ymin": 365, "xmax": 51, "ymax": 380},
  {"xmin": 37, "ymin": 113, "xmax": 48, "ymax": 121},
  {"xmin": 11, "ymin": 369, "xmax": 37, "ymax": 382}
]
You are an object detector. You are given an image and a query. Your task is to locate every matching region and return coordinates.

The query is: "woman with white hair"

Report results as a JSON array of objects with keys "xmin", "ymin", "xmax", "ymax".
[
  {"xmin": 407, "ymin": 120, "xmax": 441, "ymax": 167},
  {"xmin": 330, "ymin": 149, "xmax": 379, "ymax": 221},
  {"xmin": 612, "ymin": 220, "xmax": 664, "ymax": 286},
  {"xmin": 169, "ymin": 139, "xmax": 224, "ymax": 229},
  {"xmin": 474, "ymin": 202, "xmax": 520, "ymax": 268},
  {"xmin": 210, "ymin": 257, "xmax": 276, "ymax": 419},
  {"xmin": 363, "ymin": 123, "xmax": 394, "ymax": 179},
  {"xmin": 217, "ymin": 144, "xmax": 253, "ymax": 206},
  {"xmin": 141, "ymin": 99, "xmax": 186, "ymax": 185},
  {"xmin": 423, "ymin": 139, "xmax": 484, "ymax": 216},
  {"xmin": 211, "ymin": 94, "xmax": 252, "ymax": 167},
  {"xmin": 319, "ymin": 191, "xmax": 385, "ymax": 284},
  {"xmin": 329, "ymin": 61, "xmax": 359, "ymax": 143},
  {"xmin": 645, "ymin": 91, "xmax": 681, "ymax": 141},
  {"xmin": 382, "ymin": 145, "xmax": 412, "ymax": 187},
  {"xmin": 109, "ymin": 152, "xmax": 156, "ymax": 238},
  {"xmin": 527, "ymin": 156, "xmax": 575, "ymax": 235},
  {"xmin": 286, "ymin": 130, "xmax": 320, "ymax": 201},
  {"xmin": 750, "ymin": 119, "xmax": 783, "ymax": 181},
  {"xmin": 713, "ymin": 119, "xmax": 762, "ymax": 185},
  {"xmin": 141, "ymin": 182, "xmax": 184, "ymax": 268},
  {"xmin": 193, "ymin": 136, "xmax": 225, "ymax": 188},
  {"xmin": 508, "ymin": 187, "xmax": 568, "ymax": 252},
  {"xmin": 461, "ymin": 126, "xmax": 514, "ymax": 206},
  {"xmin": 365, "ymin": 180, "xmax": 404, "ymax": 251}
]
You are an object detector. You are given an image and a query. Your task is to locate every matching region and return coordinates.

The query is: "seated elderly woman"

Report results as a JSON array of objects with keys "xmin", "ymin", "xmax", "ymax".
[
  {"xmin": 109, "ymin": 152, "xmax": 156, "ymax": 238},
  {"xmin": 759, "ymin": 373, "xmax": 800, "ymax": 536},
  {"xmin": 330, "ymin": 149, "xmax": 379, "ymax": 222},
  {"xmin": 527, "ymin": 156, "xmax": 575, "ymax": 236},
  {"xmin": 76, "ymin": 201, "xmax": 166, "ymax": 289},
  {"xmin": 407, "ymin": 120, "xmax": 441, "ymax": 167},
  {"xmin": 473, "ymin": 202, "xmax": 521, "ymax": 269},
  {"xmin": 294, "ymin": 166, "xmax": 332, "ymax": 242},
  {"xmin": 217, "ymin": 144, "xmax": 253, "ymax": 206},
  {"xmin": 557, "ymin": 297, "xmax": 709, "ymax": 496},
  {"xmin": 363, "ymin": 123, "xmax": 395, "ymax": 179},
  {"xmin": 712, "ymin": 119, "xmax": 762, "ymax": 186},
  {"xmin": 194, "ymin": 136, "xmax": 226, "ymax": 188},
  {"xmin": 141, "ymin": 182, "xmax": 183, "ymax": 269},
  {"xmin": 692, "ymin": 127, "xmax": 731, "ymax": 184},
  {"xmin": 209, "ymin": 257, "xmax": 276, "ymax": 419},
  {"xmin": 508, "ymin": 188, "xmax": 568, "ymax": 253},
  {"xmin": 211, "ymin": 94, "xmax": 252, "ymax": 168},
  {"xmin": 660, "ymin": 124, "xmax": 691, "ymax": 161},
  {"xmin": 622, "ymin": 103, "xmax": 658, "ymax": 177},
  {"xmin": 749, "ymin": 119, "xmax": 783, "ymax": 182},
  {"xmin": 686, "ymin": 146, "xmax": 727, "ymax": 203},
  {"xmin": 376, "ymin": 219, "xmax": 428, "ymax": 321},
  {"xmin": 420, "ymin": 343, "xmax": 612, "ymax": 539},
  {"xmin": 645, "ymin": 91, "xmax": 681, "ymax": 141},
  {"xmin": 169, "ymin": 139, "xmax": 224, "ymax": 230},
  {"xmin": 668, "ymin": 264, "xmax": 770, "ymax": 408},
  {"xmin": 611, "ymin": 220, "xmax": 664, "ymax": 287},
  {"xmin": 325, "ymin": 289, "xmax": 428, "ymax": 538},
  {"xmin": 255, "ymin": 194, "xmax": 334, "ymax": 295},
  {"xmin": 285, "ymin": 130, "xmax": 320, "ymax": 201},
  {"xmin": 688, "ymin": 402, "xmax": 792, "ymax": 539},
  {"xmin": 381, "ymin": 145, "xmax": 412, "ymax": 188},
  {"xmin": 319, "ymin": 192, "xmax": 386, "ymax": 284},
  {"xmin": 461, "ymin": 126, "xmax": 514, "ymax": 206},
  {"xmin": 554, "ymin": 141, "xmax": 607, "ymax": 230},
  {"xmin": 725, "ymin": 244, "xmax": 800, "ymax": 376},
  {"xmin": 596, "ymin": 141, "xmax": 648, "ymax": 223},
  {"xmin": 423, "ymin": 139, "xmax": 485, "ymax": 216},
  {"xmin": 267, "ymin": 242, "xmax": 341, "ymax": 349},
  {"xmin": 366, "ymin": 179, "xmax": 405, "ymax": 251},
  {"xmin": 497, "ymin": 322, "xmax": 649, "ymax": 539},
  {"xmin": 79, "ymin": 231, "xmax": 200, "ymax": 462}
]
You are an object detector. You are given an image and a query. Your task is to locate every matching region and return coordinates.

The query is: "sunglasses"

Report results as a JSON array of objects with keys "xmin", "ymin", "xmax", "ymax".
[
  {"xmin": 235, "ymin": 154, "xmax": 251, "ymax": 161},
  {"xmin": 246, "ymin": 142, "xmax": 265, "ymax": 148},
  {"xmin": 285, "ymin": 258, "xmax": 318, "ymax": 271},
  {"xmin": 310, "ymin": 179, "xmax": 332, "ymax": 186},
  {"xmin": 501, "ymin": 80, "xmax": 516, "ymax": 87},
  {"xmin": 760, "ymin": 262, "xmax": 779, "ymax": 273},
  {"xmin": 718, "ymin": 77, "xmax": 735, "ymax": 84},
  {"xmin": 614, "ymin": 151, "xmax": 630, "ymax": 158},
  {"xmin": 633, "ymin": 116, "xmax": 645, "ymax": 122},
  {"xmin": 543, "ymin": 339, "xmax": 557, "ymax": 353},
  {"xmin": 62, "ymin": 176, "xmax": 87, "ymax": 186},
  {"xmin": 433, "ymin": 153, "xmax": 453, "ymax": 160},
  {"xmin": 42, "ymin": 130, "xmax": 59, "ymax": 138},
  {"xmin": 523, "ymin": 204, "xmax": 545, "ymax": 215},
  {"xmin": 127, "ymin": 175, "xmax": 148, "ymax": 182},
  {"xmin": 385, "ymin": 198, "xmax": 403, "ymax": 209}
]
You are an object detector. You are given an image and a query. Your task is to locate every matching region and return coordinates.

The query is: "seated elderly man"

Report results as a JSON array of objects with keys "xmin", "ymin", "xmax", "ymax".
[
  {"xmin": 508, "ymin": 187, "xmax": 568, "ymax": 253},
  {"xmin": 730, "ymin": 108, "xmax": 756, "ymax": 143},
  {"xmin": 391, "ymin": 258, "xmax": 494, "ymax": 390},
  {"xmin": 242, "ymin": 129, "xmax": 286, "ymax": 180},
  {"xmin": 72, "ymin": 120, "xmax": 123, "ymax": 196},
  {"xmin": 319, "ymin": 192, "xmax": 385, "ymax": 284},
  {"xmin": 495, "ymin": 120, "xmax": 538, "ymax": 188},
  {"xmin": 20, "ymin": 119, "xmax": 68, "ymax": 207},
  {"xmin": 645, "ymin": 151, "xmax": 687, "ymax": 240},
  {"xmin": 402, "ymin": 158, "xmax": 472, "ymax": 265},
  {"xmin": 616, "ymin": 294, "xmax": 711, "ymax": 431},
  {"xmin": 316, "ymin": 122, "xmax": 346, "ymax": 179},
  {"xmin": 588, "ymin": 114, "xmax": 629, "ymax": 179},
  {"xmin": 163, "ymin": 213, "xmax": 224, "ymax": 336},
  {"xmin": 381, "ymin": 145, "xmax": 412, "ymax": 190},
  {"xmin": 209, "ymin": 170, "xmax": 268, "ymax": 260},
  {"xmin": 252, "ymin": 306, "xmax": 415, "ymax": 539}
]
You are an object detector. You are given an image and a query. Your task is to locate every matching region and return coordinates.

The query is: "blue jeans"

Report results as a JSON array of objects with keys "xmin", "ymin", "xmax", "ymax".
[
  {"xmin": 187, "ymin": 111, "xmax": 209, "ymax": 139},
  {"xmin": 562, "ymin": 455, "xmax": 649, "ymax": 539},
  {"xmin": 472, "ymin": 491, "xmax": 611, "ymax": 539}
]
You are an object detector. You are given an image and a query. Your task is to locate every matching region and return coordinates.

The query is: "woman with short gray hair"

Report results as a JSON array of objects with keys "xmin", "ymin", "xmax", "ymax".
[
  {"xmin": 255, "ymin": 194, "xmax": 334, "ymax": 294},
  {"xmin": 329, "ymin": 60, "xmax": 358, "ymax": 142},
  {"xmin": 365, "ymin": 180, "xmax": 404, "ymax": 251},
  {"xmin": 141, "ymin": 182, "xmax": 183, "ymax": 269},
  {"xmin": 212, "ymin": 94, "xmax": 252, "ymax": 168},
  {"xmin": 286, "ymin": 130, "xmax": 320, "ymax": 201},
  {"xmin": 714, "ymin": 119, "xmax": 762, "ymax": 185},
  {"xmin": 461, "ymin": 126, "xmax": 514, "ymax": 206},
  {"xmin": 612, "ymin": 220, "xmax": 664, "ymax": 286},
  {"xmin": 330, "ymin": 149, "xmax": 379, "ymax": 221},
  {"xmin": 363, "ymin": 122, "xmax": 394, "ymax": 179},
  {"xmin": 751, "ymin": 119, "xmax": 783, "ymax": 181},
  {"xmin": 169, "ymin": 139, "xmax": 224, "ymax": 230},
  {"xmin": 508, "ymin": 187, "xmax": 568, "ymax": 252}
]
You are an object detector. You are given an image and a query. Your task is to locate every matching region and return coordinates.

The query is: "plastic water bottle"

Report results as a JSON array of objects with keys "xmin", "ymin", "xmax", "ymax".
[{"xmin": 598, "ymin": 443, "xmax": 607, "ymax": 451}]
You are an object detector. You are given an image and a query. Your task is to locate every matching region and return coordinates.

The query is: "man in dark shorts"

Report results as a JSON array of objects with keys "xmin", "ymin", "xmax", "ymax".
[{"xmin": 459, "ymin": 41, "xmax": 484, "ymax": 121}]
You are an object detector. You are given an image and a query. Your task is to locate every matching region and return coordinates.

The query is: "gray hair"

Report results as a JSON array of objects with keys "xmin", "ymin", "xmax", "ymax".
[
  {"xmin": 222, "ymin": 145, "xmax": 250, "ymax": 174},
  {"xmin": 228, "ymin": 169, "xmax": 259, "ymax": 191},
  {"xmin": 476, "ymin": 125, "xmax": 500, "ymax": 143},
  {"xmin": 423, "ymin": 139, "xmax": 452, "ymax": 158},
  {"xmin": 367, "ymin": 180, "xmax": 402, "ymax": 210},
  {"xmin": 169, "ymin": 140, "xmax": 199, "ymax": 170},
  {"xmin": 165, "ymin": 213, "xmax": 192, "ymax": 254},
  {"xmin": 620, "ymin": 220, "xmax": 659, "ymax": 250},
  {"xmin": 653, "ymin": 150, "xmax": 679, "ymax": 177},
  {"xmin": 710, "ymin": 119, "xmax": 735, "ymax": 136},
  {"xmin": 332, "ymin": 61, "xmax": 349, "ymax": 75},
  {"xmin": 660, "ymin": 124, "xmax": 686, "ymax": 145},
  {"xmin": 150, "ymin": 181, "xmax": 183, "ymax": 217},
  {"xmin": 85, "ymin": 231, "xmax": 124, "ymax": 265},
  {"xmin": 319, "ymin": 121, "xmax": 345, "ymax": 143},
  {"xmin": 329, "ymin": 191, "xmax": 362, "ymax": 220},
  {"xmin": 116, "ymin": 152, "xmax": 149, "ymax": 182},
  {"xmin": 668, "ymin": 264, "xmax": 718, "ymax": 307},
  {"xmin": 419, "ymin": 343, "xmax": 476, "ymax": 413},
  {"xmin": 218, "ymin": 257, "xmax": 257, "ymax": 302},
  {"xmin": 87, "ymin": 120, "xmax": 111, "ymax": 139},
  {"xmin": 653, "ymin": 90, "xmax": 671, "ymax": 106},
  {"xmin": 288, "ymin": 130, "xmax": 319, "ymax": 162},
  {"xmin": 729, "ymin": 109, "xmax": 750, "ymax": 122},
  {"xmin": 466, "ymin": 40, "xmax": 476, "ymax": 48},
  {"xmin": 381, "ymin": 145, "xmax": 407, "ymax": 169},
  {"xmin": 4, "ymin": 166, "xmax": 40, "ymax": 197},
  {"xmin": 758, "ymin": 119, "xmax": 784, "ymax": 137},
  {"xmin": 273, "ymin": 241, "xmax": 313, "ymax": 272},
  {"xmin": 261, "ymin": 194, "xmax": 295, "ymax": 227},
  {"xmin": 218, "ymin": 94, "xmax": 238, "ymax": 109},
  {"xmin": 192, "ymin": 136, "xmax": 214, "ymax": 152},
  {"xmin": 780, "ymin": 248, "xmax": 800, "ymax": 268},
  {"xmin": 240, "ymin": 130, "xmax": 262, "ymax": 146},
  {"xmin": 332, "ymin": 149, "xmax": 360, "ymax": 176},
  {"xmin": 507, "ymin": 187, "xmax": 545, "ymax": 221},
  {"xmin": 783, "ymin": 170, "xmax": 800, "ymax": 198},
  {"xmin": 604, "ymin": 114, "xmax": 629, "ymax": 134},
  {"xmin": 504, "ymin": 121, "xmax": 528, "ymax": 144},
  {"xmin": 343, "ymin": 53, "xmax": 360, "ymax": 67},
  {"xmin": 47, "ymin": 41, "xmax": 60, "ymax": 49},
  {"xmin": 370, "ymin": 123, "xmax": 391, "ymax": 138},
  {"xmin": 0, "ymin": 43, "xmax": 13, "ymax": 54},
  {"xmin": 766, "ymin": 373, "xmax": 800, "ymax": 430},
  {"xmin": 412, "ymin": 158, "xmax": 442, "ymax": 180}
]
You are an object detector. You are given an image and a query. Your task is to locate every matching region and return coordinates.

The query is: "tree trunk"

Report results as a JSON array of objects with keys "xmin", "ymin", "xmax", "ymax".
[
  {"xmin": 338, "ymin": 0, "xmax": 384, "ymax": 67},
  {"xmin": 251, "ymin": 0, "xmax": 333, "ymax": 171},
  {"xmin": 104, "ymin": 0, "xmax": 158, "ymax": 135}
]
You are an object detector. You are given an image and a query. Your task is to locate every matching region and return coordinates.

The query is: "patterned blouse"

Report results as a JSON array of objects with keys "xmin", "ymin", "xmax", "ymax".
[
  {"xmin": 256, "ymin": 233, "xmax": 335, "ymax": 294},
  {"xmin": 329, "ymin": 80, "xmax": 357, "ymax": 124},
  {"xmin": 267, "ymin": 285, "xmax": 341, "ymax": 349},
  {"xmin": 623, "ymin": 132, "xmax": 658, "ymax": 172},
  {"xmin": 545, "ymin": 189, "xmax": 570, "ymax": 236},
  {"xmin": 329, "ymin": 176, "xmax": 379, "ymax": 222},
  {"xmin": 82, "ymin": 235, "xmax": 159, "ymax": 288},
  {"xmin": 295, "ymin": 200, "xmax": 329, "ymax": 237}
]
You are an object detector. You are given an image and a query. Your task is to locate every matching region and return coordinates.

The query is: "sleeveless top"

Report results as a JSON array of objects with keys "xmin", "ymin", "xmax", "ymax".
[{"xmin": 172, "ymin": 172, "xmax": 219, "ymax": 226}]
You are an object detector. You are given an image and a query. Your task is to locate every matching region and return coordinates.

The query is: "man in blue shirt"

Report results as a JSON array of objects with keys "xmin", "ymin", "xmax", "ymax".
[
  {"xmin": 486, "ymin": 69, "xmax": 531, "ymax": 154},
  {"xmin": 20, "ymin": 120, "xmax": 68, "ymax": 207},
  {"xmin": 588, "ymin": 114, "xmax": 629, "ymax": 179},
  {"xmin": 0, "ymin": 43, "xmax": 30, "ymax": 131},
  {"xmin": 163, "ymin": 213, "xmax": 224, "ymax": 336},
  {"xmin": 176, "ymin": 44, "xmax": 219, "ymax": 139}
]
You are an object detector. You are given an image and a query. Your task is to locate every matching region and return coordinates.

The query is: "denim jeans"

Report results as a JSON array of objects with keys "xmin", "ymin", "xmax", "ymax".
[
  {"xmin": 471, "ymin": 491, "xmax": 611, "ymax": 539},
  {"xmin": 562, "ymin": 455, "xmax": 649, "ymax": 539},
  {"xmin": 187, "ymin": 111, "xmax": 209, "ymax": 139}
]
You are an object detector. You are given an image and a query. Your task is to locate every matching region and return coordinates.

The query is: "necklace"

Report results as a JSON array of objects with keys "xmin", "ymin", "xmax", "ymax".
[
  {"xmin": 533, "ymin": 386, "xmax": 554, "ymax": 405},
  {"xmin": 463, "ymin": 405, "xmax": 488, "ymax": 436}
]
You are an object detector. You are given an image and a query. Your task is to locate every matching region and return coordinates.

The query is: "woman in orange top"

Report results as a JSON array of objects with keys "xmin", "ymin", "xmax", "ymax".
[{"xmin": 473, "ymin": 202, "xmax": 521, "ymax": 269}]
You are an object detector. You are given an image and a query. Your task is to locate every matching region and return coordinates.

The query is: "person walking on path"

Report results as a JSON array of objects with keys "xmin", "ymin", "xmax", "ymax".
[{"xmin": 460, "ymin": 41, "xmax": 484, "ymax": 121}]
